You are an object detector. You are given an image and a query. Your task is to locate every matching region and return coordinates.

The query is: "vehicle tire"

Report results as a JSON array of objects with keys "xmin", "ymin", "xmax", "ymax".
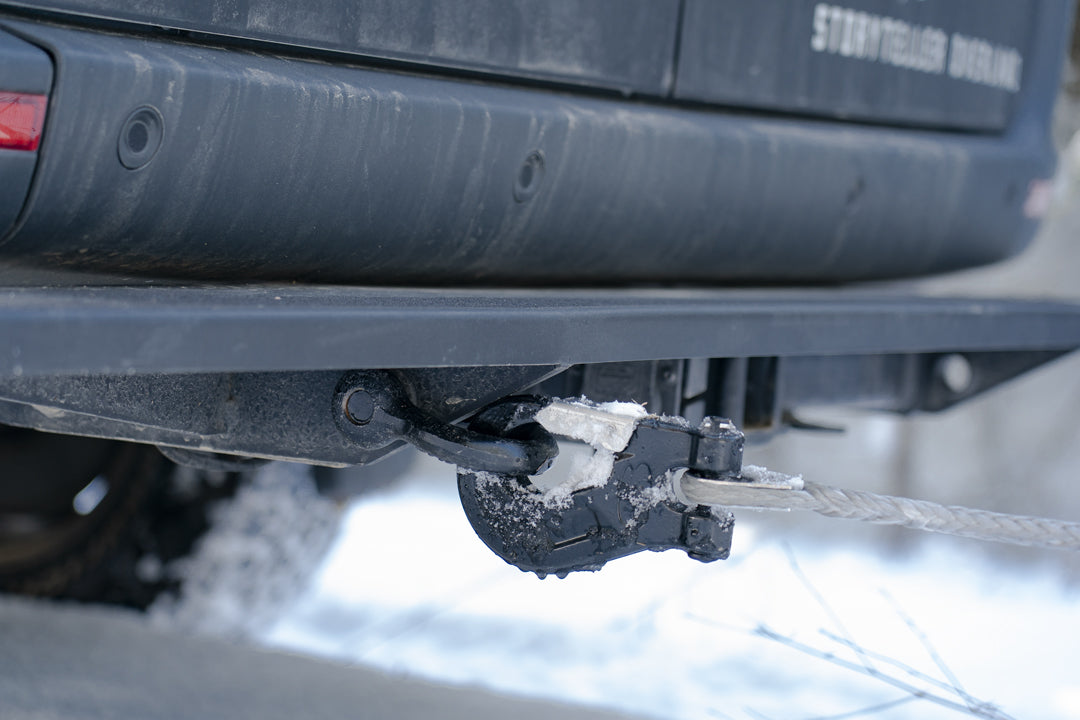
[{"xmin": 0, "ymin": 428, "xmax": 239, "ymax": 609}]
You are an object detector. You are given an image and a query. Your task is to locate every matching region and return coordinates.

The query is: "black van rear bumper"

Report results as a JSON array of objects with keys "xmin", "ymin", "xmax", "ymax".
[{"xmin": 0, "ymin": 15, "xmax": 1066, "ymax": 284}]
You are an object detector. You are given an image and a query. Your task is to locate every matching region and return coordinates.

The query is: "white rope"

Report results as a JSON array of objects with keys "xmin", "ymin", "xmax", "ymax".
[
  {"xmin": 680, "ymin": 473, "xmax": 1080, "ymax": 551},
  {"xmin": 802, "ymin": 482, "xmax": 1080, "ymax": 550}
]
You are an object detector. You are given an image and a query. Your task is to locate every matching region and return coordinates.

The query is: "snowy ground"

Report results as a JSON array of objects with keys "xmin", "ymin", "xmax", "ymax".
[{"xmin": 254, "ymin": 454, "xmax": 1080, "ymax": 720}]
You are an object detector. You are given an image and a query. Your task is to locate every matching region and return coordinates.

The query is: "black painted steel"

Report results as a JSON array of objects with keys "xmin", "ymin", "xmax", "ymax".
[
  {"xmin": 0, "ymin": 0, "xmax": 680, "ymax": 95},
  {"xmin": 0, "ymin": 286, "xmax": 1078, "ymax": 377},
  {"xmin": 0, "ymin": 367, "xmax": 562, "ymax": 466},
  {"xmin": 457, "ymin": 413, "xmax": 742, "ymax": 576},
  {"xmin": 676, "ymin": 0, "xmax": 1046, "ymax": 131},
  {"xmin": 0, "ymin": 26, "xmax": 50, "ymax": 92},
  {"xmin": 333, "ymin": 371, "xmax": 558, "ymax": 474}
]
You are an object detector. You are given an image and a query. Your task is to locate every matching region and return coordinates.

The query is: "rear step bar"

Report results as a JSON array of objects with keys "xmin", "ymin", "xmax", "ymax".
[
  {"xmin": 0, "ymin": 285, "xmax": 1075, "ymax": 467},
  {"xmin": 0, "ymin": 285, "xmax": 1077, "ymax": 375}
]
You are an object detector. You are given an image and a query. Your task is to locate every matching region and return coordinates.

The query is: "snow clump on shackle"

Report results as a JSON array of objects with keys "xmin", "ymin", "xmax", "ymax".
[{"xmin": 529, "ymin": 398, "xmax": 648, "ymax": 508}]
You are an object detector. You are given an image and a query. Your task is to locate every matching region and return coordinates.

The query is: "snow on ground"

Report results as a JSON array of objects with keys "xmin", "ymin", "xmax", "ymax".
[
  {"xmin": 260, "ymin": 456, "xmax": 1080, "ymax": 720},
  {"xmin": 150, "ymin": 462, "xmax": 341, "ymax": 640}
]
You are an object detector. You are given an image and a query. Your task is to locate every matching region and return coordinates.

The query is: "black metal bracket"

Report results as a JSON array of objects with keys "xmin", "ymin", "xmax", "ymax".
[
  {"xmin": 333, "ymin": 371, "xmax": 557, "ymax": 475},
  {"xmin": 0, "ymin": 366, "xmax": 561, "ymax": 468},
  {"xmin": 457, "ymin": 407, "xmax": 745, "ymax": 577}
]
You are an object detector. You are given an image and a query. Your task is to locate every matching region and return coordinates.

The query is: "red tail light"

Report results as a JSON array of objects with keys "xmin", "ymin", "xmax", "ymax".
[{"xmin": 0, "ymin": 93, "xmax": 47, "ymax": 151}]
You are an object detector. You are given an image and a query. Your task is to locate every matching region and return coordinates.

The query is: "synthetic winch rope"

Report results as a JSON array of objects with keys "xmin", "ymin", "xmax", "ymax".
[{"xmin": 680, "ymin": 471, "xmax": 1080, "ymax": 552}]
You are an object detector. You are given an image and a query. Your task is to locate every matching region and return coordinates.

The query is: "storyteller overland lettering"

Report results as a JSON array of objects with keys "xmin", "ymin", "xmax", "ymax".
[{"xmin": 811, "ymin": 3, "xmax": 1024, "ymax": 92}]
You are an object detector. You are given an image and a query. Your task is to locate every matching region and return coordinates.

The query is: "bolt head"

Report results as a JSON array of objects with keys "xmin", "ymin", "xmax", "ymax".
[{"xmin": 345, "ymin": 389, "xmax": 376, "ymax": 425}]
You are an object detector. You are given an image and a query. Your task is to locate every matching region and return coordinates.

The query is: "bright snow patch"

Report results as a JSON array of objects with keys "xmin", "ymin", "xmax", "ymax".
[
  {"xmin": 741, "ymin": 463, "xmax": 805, "ymax": 490},
  {"xmin": 150, "ymin": 462, "xmax": 341, "ymax": 639},
  {"xmin": 535, "ymin": 398, "xmax": 647, "ymax": 452},
  {"xmin": 532, "ymin": 398, "xmax": 648, "ymax": 505}
]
